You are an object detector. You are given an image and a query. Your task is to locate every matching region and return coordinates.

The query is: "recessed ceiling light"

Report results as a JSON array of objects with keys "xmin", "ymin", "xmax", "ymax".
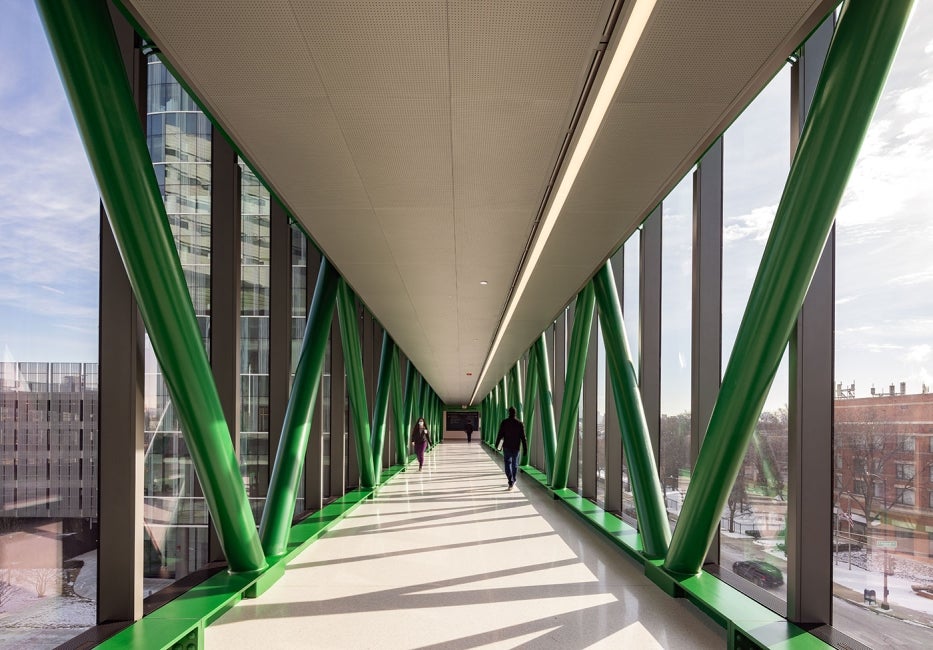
[{"xmin": 479, "ymin": 280, "xmax": 488, "ymax": 286}]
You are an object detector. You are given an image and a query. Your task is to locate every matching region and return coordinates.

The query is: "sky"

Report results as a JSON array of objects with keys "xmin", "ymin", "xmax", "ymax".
[
  {"xmin": 0, "ymin": 1, "xmax": 100, "ymax": 363},
  {"xmin": 1, "ymin": 3, "xmax": 931, "ymax": 414}
]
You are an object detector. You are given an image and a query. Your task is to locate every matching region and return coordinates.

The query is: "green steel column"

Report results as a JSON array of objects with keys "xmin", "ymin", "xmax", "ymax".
[
  {"xmin": 370, "ymin": 331, "xmax": 394, "ymax": 477},
  {"xmin": 509, "ymin": 363, "xmax": 523, "ymax": 422},
  {"xmin": 419, "ymin": 380, "xmax": 432, "ymax": 443},
  {"xmin": 403, "ymin": 361, "xmax": 417, "ymax": 445},
  {"xmin": 593, "ymin": 262, "xmax": 670, "ymax": 557},
  {"xmin": 534, "ymin": 334, "xmax": 558, "ymax": 479},
  {"xmin": 665, "ymin": 0, "xmax": 913, "ymax": 576},
  {"xmin": 412, "ymin": 373, "xmax": 423, "ymax": 425},
  {"xmin": 486, "ymin": 396, "xmax": 495, "ymax": 446},
  {"xmin": 493, "ymin": 380, "xmax": 505, "ymax": 447},
  {"xmin": 260, "ymin": 258, "xmax": 339, "ymax": 557},
  {"xmin": 521, "ymin": 348, "xmax": 539, "ymax": 467},
  {"xmin": 551, "ymin": 283, "xmax": 596, "ymax": 490},
  {"xmin": 336, "ymin": 280, "xmax": 377, "ymax": 488},
  {"xmin": 487, "ymin": 395, "xmax": 495, "ymax": 445},
  {"xmin": 35, "ymin": 0, "xmax": 266, "ymax": 573},
  {"xmin": 390, "ymin": 348, "xmax": 407, "ymax": 464}
]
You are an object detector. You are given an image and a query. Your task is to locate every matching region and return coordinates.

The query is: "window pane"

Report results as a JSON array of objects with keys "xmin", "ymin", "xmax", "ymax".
[
  {"xmin": 660, "ymin": 175, "xmax": 693, "ymax": 530},
  {"xmin": 0, "ymin": 8, "xmax": 100, "ymax": 645},
  {"xmin": 596, "ymin": 323, "xmax": 606, "ymax": 506},
  {"xmin": 720, "ymin": 66, "xmax": 790, "ymax": 608},
  {"xmin": 239, "ymin": 160, "xmax": 271, "ymax": 522},
  {"xmin": 833, "ymin": 4, "xmax": 933, "ymax": 644},
  {"xmin": 144, "ymin": 57, "xmax": 212, "ymax": 590},
  {"xmin": 622, "ymin": 230, "xmax": 640, "ymax": 524}
]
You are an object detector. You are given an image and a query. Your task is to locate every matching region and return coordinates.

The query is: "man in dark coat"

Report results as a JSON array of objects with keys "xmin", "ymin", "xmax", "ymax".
[{"xmin": 495, "ymin": 407, "xmax": 527, "ymax": 490}]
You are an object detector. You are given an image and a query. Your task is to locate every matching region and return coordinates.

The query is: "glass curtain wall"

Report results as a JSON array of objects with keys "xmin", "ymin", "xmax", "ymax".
[
  {"xmin": 833, "ymin": 4, "xmax": 933, "ymax": 646},
  {"xmin": 660, "ymin": 177, "xmax": 693, "ymax": 529},
  {"xmin": 290, "ymin": 223, "xmax": 307, "ymax": 512},
  {"xmin": 596, "ymin": 324, "xmax": 607, "ymax": 506},
  {"xmin": 721, "ymin": 66, "xmax": 791, "ymax": 604},
  {"xmin": 622, "ymin": 230, "xmax": 640, "ymax": 524},
  {"xmin": 238, "ymin": 160, "xmax": 271, "ymax": 522},
  {"xmin": 143, "ymin": 56, "xmax": 212, "ymax": 587}
]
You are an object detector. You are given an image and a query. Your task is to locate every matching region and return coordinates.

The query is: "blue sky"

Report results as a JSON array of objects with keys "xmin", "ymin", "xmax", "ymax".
[
  {"xmin": 1, "ymin": 2, "xmax": 931, "ymax": 414},
  {"xmin": 0, "ymin": 1, "xmax": 99, "ymax": 363}
]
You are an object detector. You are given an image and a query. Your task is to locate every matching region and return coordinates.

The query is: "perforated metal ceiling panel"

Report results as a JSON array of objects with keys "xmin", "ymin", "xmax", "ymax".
[{"xmin": 123, "ymin": 0, "xmax": 836, "ymax": 404}]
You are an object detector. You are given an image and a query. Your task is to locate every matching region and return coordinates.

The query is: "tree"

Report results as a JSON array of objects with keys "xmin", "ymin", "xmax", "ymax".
[
  {"xmin": 727, "ymin": 470, "xmax": 749, "ymax": 533},
  {"xmin": 0, "ymin": 569, "xmax": 16, "ymax": 611},
  {"xmin": 22, "ymin": 568, "xmax": 59, "ymax": 598},
  {"xmin": 835, "ymin": 403, "xmax": 931, "ymax": 545}
]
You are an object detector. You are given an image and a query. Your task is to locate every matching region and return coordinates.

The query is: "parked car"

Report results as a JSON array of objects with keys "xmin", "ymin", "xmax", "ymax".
[{"xmin": 732, "ymin": 560, "xmax": 784, "ymax": 588}]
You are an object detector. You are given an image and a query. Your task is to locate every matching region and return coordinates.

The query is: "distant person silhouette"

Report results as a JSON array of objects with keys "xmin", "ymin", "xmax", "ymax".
[
  {"xmin": 410, "ymin": 417, "xmax": 429, "ymax": 471},
  {"xmin": 464, "ymin": 420, "xmax": 474, "ymax": 443},
  {"xmin": 495, "ymin": 407, "xmax": 527, "ymax": 490}
]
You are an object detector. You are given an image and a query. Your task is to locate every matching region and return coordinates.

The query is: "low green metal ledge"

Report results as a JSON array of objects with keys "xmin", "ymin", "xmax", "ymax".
[
  {"xmin": 97, "ymin": 464, "xmax": 407, "ymax": 650},
  {"xmin": 519, "ymin": 465, "xmax": 830, "ymax": 650}
]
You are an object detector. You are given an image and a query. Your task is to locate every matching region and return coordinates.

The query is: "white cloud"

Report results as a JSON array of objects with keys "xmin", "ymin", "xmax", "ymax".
[
  {"xmin": 723, "ymin": 205, "xmax": 777, "ymax": 244},
  {"xmin": 905, "ymin": 344, "xmax": 931, "ymax": 363}
]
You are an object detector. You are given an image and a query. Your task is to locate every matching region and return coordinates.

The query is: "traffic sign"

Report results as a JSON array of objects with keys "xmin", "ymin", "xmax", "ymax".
[{"xmin": 875, "ymin": 540, "xmax": 897, "ymax": 548}]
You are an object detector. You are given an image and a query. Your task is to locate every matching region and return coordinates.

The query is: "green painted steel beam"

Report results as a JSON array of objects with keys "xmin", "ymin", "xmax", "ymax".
[
  {"xmin": 390, "ymin": 348, "xmax": 407, "ymax": 464},
  {"xmin": 370, "ymin": 331, "xmax": 394, "ymax": 475},
  {"xmin": 403, "ymin": 360, "xmax": 416, "ymax": 447},
  {"xmin": 509, "ymin": 364, "xmax": 523, "ymax": 422},
  {"xmin": 665, "ymin": 0, "xmax": 914, "ymax": 576},
  {"xmin": 35, "ymin": 0, "xmax": 266, "ymax": 573},
  {"xmin": 593, "ymin": 262, "xmax": 670, "ymax": 558},
  {"xmin": 412, "ymin": 372, "xmax": 423, "ymax": 428},
  {"xmin": 551, "ymin": 283, "xmax": 596, "ymax": 490},
  {"xmin": 260, "ymin": 257, "xmax": 339, "ymax": 557},
  {"xmin": 419, "ymin": 379, "xmax": 432, "ymax": 443},
  {"xmin": 521, "ymin": 348, "xmax": 539, "ymax": 467},
  {"xmin": 534, "ymin": 333, "xmax": 558, "ymax": 480},
  {"xmin": 335, "ymin": 280, "xmax": 377, "ymax": 488}
]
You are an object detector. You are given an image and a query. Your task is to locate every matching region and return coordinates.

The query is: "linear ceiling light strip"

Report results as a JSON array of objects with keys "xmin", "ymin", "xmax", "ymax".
[{"xmin": 470, "ymin": 0, "xmax": 658, "ymax": 405}]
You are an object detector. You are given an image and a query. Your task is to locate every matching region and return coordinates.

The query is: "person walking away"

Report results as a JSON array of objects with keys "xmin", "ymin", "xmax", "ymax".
[
  {"xmin": 410, "ymin": 417, "xmax": 429, "ymax": 471},
  {"xmin": 464, "ymin": 420, "xmax": 474, "ymax": 443},
  {"xmin": 495, "ymin": 407, "xmax": 527, "ymax": 490}
]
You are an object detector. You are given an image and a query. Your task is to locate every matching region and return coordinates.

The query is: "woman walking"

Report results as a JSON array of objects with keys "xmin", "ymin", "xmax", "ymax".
[{"xmin": 410, "ymin": 417, "xmax": 429, "ymax": 471}]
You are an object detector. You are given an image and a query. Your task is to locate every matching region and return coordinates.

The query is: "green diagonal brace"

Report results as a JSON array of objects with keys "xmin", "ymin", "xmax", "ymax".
[
  {"xmin": 390, "ymin": 348, "xmax": 407, "ymax": 464},
  {"xmin": 370, "ymin": 331, "xmax": 393, "ymax": 475},
  {"xmin": 534, "ymin": 333, "xmax": 558, "ymax": 479},
  {"xmin": 336, "ymin": 280, "xmax": 376, "ymax": 488},
  {"xmin": 403, "ymin": 361, "xmax": 417, "ymax": 442},
  {"xmin": 260, "ymin": 258, "xmax": 338, "ymax": 557},
  {"xmin": 521, "ymin": 348, "xmax": 539, "ymax": 467},
  {"xmin": 665, "ymin": 0, "xmax": 914, "ymax": 576},
  {"xmin": 35, "ymin": 0, "xmax": 266, "ymax": 573},
  {"xmin": 551, "ymin": 283, "xmax": 596, "ymax": 490},
  {"xmin": 424, "ymin": 386, "xmax": 433, "ymax": 444},
  {"xmin": 594, "ymin": 262, "xmax": 670, "ymax": 558},
  {"xmin": 509, "ymin": 364, "xmax": 523, "ymax": 422},
  {"xmin": 412, "ymin": 372, "xmax": 424, "ymax": 428}
]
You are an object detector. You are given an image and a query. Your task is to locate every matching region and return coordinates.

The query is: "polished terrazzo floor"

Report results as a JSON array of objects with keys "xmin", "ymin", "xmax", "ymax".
[{"xmin": 206, "ymin": 441, "xmax": 725, "ymax": 649}]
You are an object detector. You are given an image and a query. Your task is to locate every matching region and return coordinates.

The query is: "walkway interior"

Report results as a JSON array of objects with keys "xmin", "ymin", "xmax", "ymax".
[{"xmin": 206, "ymin": 442, "xmax": 725, "ymax": 649}]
